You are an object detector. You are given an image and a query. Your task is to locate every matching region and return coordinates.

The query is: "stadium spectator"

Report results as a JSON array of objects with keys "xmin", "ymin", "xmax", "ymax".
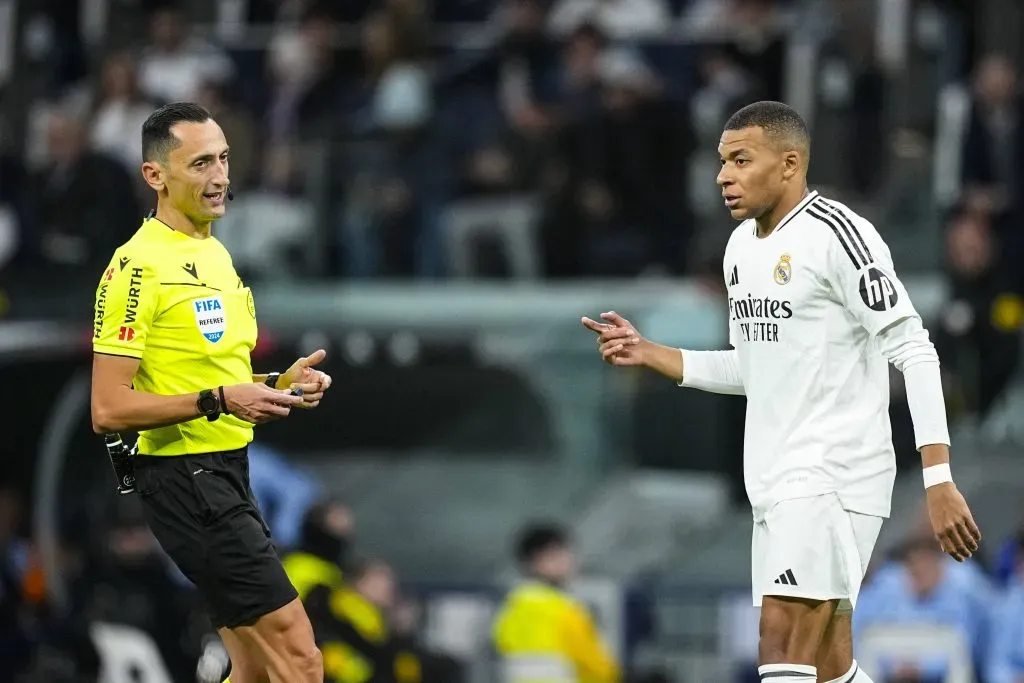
[
  {"xmin": 554, "ymin": 48, "xmax": 691, "ymax": 275},
  {"xmin": 547, "ymin": 0, "xmax": 670, "ymax": 39},
  {"xmin": 303, "ymin": 557, "xmax": 427, "ymax": 683},
  {"xmin": 87, "ymin": 52, "xmax": 157, "ymax": 174},
  {"xmin": 933, "ymin": 205, "xmax": 1022, "ymax": 420},
  {"xmin": 493, "ymin": 521, "xmax": 619, "ymax": 682},
  {"xmin": 137, "ymin": 5, "xmax": 234, "ymax": 105},
  {"xmin": 986, "ymin": 532, "xmax": 1024, "ymax": 683},
  {"xmin": 960, "ymin": 53, "xmax": 1022, "ymax": 224},
  {"xmin": 23, "ymin": 109, "xmax": 140, "ymax": 273},
  {"xmin": 854, "ymin": 523, "xmax": 994, "ymax": 682},
  {"xmin": 282, "ymin": 500, "xmax": 355, "ymax": 601}
]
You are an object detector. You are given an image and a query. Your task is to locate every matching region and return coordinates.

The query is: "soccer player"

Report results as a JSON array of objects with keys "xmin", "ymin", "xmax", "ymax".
[
  {"xmin": 581, "ymin": 101, "xmax": 981, "ymax": 683},
  {"xmin": 91, "ymin": 102, "xmax": 330, "ymax": 682}
]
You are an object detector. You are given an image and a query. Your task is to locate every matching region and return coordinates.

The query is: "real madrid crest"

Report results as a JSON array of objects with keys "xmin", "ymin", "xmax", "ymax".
[{"xmin": 774, "ymin": 253, "xmax": 792, "ymax": 285}]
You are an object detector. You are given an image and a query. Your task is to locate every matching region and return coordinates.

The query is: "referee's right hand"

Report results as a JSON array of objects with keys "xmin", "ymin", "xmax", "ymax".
[{"xmin": 222, "ymin": 383, "xmax": 305, "ymax": 424}]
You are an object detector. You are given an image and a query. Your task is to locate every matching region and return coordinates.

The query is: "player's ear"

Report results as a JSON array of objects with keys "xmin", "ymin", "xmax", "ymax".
[
  {"xmin": 782, "ymin": 150, "xmax": 801, "ymax": 180},
  {"xmin": 141, "ymin": 160, "xmax": 166, "ymax": 193}
]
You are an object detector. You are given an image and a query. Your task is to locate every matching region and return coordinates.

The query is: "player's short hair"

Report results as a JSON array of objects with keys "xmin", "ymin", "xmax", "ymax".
[
  {"xmin": 141, "ymin": 102, "xmax": 213, "ymax": 162},
  {"xmin": 515, "ymin": 521, "xmax": 570, "ymax": 564},
  {"xmin": 724, "ymin": 101, "xmax": 810, "ymax": 156}
]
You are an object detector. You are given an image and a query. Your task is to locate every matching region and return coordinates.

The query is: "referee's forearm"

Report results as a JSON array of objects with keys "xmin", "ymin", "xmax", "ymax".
[{"xmin": 92, "ymin": 387, "xmax": 203, "ymax": 433}]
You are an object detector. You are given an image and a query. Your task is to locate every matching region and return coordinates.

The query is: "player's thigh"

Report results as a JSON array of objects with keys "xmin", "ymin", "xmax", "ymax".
[
  {"xmin": 752, "ymin": 495, "xmax": 859, "ymax": 664},
  {"xmin": 219, "ymin": 628, "xmax": 269, "ymax": 683},
  {"xmin": 232, "ymin": 598, "xmax": 321, "ymax": 675},
  {"xmin": 816, "ymin": 612, "xmax": 855, "ymax": 681},
  {"xmin": 758, "ymin": 595, "xmax": 838, "ymax": 664}
]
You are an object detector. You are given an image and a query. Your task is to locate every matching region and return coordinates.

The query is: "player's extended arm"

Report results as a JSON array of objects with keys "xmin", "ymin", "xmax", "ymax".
[
  {"xmin": 583, "ymin": 312, "xmax": 745, "ymax": 395},
  {"xmin": 91, "ymin": 353, "xmax": 208, "ymax": 433},
  {"xmin": 676, "ymin": 348, "xmax": 745, "ymax": 395}
]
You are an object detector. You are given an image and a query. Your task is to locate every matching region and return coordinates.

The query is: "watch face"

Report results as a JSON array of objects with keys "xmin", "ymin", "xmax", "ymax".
[{"xmin": 199, "ymin": 392, "xmax": 218, "ymax": 414}]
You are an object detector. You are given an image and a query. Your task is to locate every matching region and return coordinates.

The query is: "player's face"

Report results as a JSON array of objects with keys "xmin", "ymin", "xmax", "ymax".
[
  {"xmin": 716, "ymin": 126, "xmax": 786, "ymax": 221},
  {"xmin": 164, "ymin": 120, "xmax": 231, "ymax": 223}
]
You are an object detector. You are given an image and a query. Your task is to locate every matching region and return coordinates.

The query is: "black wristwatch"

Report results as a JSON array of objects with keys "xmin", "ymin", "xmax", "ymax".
[
  {"xmin": 197, "ymin": 389, "xmax": 221, "ymax": 422},
  {"xmin": 264, "ymin": 372, "xmax": 281, "ymax": 389}
]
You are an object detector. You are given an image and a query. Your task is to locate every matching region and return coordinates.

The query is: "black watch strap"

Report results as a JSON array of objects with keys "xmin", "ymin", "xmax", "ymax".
[
  {"xmin": 264, "ymin": 372, "xmax": 281, "ymax": 389},
  {"xmin": 197, "ymin": 389, "xmax": 220, "ymax": 422}
]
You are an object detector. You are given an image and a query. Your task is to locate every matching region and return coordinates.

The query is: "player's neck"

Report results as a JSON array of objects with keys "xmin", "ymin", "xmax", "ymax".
[
  {"xmin": 155, "ymin": 204, "xmax": 213, "ymax": 240},
  {"xmin": 755, "ymin": 186, "xmax": 810, "ymax": 238}
]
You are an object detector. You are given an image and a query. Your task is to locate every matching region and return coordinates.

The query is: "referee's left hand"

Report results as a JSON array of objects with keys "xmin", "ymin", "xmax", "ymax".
[{"xmin": 281, "ymin": 349, "xmax": 332, "ymax": 409}]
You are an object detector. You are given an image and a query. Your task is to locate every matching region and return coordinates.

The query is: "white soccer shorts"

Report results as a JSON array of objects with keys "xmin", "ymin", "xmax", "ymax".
[{"xmin": 751, "ymin": 493, "xmax": 883, "ymax": 610}]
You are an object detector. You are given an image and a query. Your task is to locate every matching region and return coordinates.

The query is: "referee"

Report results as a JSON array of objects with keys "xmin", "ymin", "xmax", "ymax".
[{"xmin": 91, "ymin": 102, "xmax": 329, "ymax": 683}]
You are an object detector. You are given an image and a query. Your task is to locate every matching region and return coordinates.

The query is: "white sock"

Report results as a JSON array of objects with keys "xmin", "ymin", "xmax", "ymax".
[
  {"xmin": 823, "ymin": 660, "xmax": 874, "ymax": 683},
  {"xmin": 758, "ymin": 663, "xmax": 816, "ymax": 682}
]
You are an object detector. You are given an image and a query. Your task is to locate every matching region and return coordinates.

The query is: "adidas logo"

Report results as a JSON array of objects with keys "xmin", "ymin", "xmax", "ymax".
[
  {"xmin": 773, "ymin": 569, "xmax": 798, "ymax": 586},
  {"xmin": 728, "ymin": 264, "xmax": 739, "ymax": 287}
]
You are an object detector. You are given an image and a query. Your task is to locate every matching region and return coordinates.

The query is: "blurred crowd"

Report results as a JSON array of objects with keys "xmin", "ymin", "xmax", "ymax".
[{"xmin": 0, "ymin": 0, "xmax": 851, "ymax": 281}]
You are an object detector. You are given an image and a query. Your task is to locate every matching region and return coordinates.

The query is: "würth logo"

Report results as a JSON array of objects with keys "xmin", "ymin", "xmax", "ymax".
[
  {"xmin": 182, "ymin": 262, "xmax": 199, "ymax": 280},
  {"xmin": 118, "ymin": 326, "xmax": 135, "ymax": 342},
  {"xmin": 774, "ymin": 569, "xmax": 798, "ymax": 586},
  {"xmin": 728, "ymin": 265, "xmax": 739, "ymax": 287}
]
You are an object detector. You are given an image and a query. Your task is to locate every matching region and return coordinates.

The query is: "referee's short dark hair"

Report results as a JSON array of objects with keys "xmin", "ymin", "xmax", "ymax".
[
  {"xmin": 724, "ymin": 100, "xmax": 810, "ymax": 156},
  {"xmin": 142, "ymin": 102, "xmax": 213, "ymax": 162},
  {"xmin": 515, "ymin": 521, "xmax": 570, "ymax": 564}
]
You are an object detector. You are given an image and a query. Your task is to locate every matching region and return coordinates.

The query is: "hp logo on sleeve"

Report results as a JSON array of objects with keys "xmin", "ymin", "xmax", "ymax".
[{"xmin": 859, "ymin": 267, "xmax": 898, "ymax": 311}]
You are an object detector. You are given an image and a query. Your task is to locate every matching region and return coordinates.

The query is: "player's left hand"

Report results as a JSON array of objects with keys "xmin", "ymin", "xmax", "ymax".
[
  {"xmin": 281, "ymin": 349, "xmax": 332, "ymax": 409},
  {"xmin": 926, "ymin": 482, "xmax": 981, "ymax": 562}
]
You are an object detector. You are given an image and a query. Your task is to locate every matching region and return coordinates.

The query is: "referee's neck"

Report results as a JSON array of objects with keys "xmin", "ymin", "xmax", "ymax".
[{"xmin": 154, "ymin": 204, "xmax": 213, "ymax": 240}]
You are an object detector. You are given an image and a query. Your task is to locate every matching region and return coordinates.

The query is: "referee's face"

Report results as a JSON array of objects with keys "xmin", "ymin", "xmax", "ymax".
[
  {"xmin": 165, "ymin": 119, "xmax": 231, "ymax": 223},
  {"xmin": 716, "ymin": 126, "xmax": 785, "ymax": 221}
]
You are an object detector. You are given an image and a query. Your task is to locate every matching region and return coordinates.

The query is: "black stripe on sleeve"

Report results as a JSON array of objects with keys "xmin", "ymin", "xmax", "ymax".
[
  {"xmin": 818, "ymin": 199, "xmax": 874, "ymax": 263},
  {"xmin": 807, "ymin": 206, "xmax": 863, "ymax": 269},
  {"xmin": 811, "ymin": 200, "xmax": 870, "ymax": 266}
]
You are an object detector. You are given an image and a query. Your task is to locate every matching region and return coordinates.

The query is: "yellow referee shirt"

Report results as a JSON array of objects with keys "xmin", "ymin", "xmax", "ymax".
[{"xmin": 93, "ymin": 217, "xmax": 257, "ymax": 456}]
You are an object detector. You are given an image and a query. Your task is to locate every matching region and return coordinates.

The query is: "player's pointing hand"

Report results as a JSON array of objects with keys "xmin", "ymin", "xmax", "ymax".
[{"xmin": 581, "ymin": 311, "xmax": 646, "ymax": 366}]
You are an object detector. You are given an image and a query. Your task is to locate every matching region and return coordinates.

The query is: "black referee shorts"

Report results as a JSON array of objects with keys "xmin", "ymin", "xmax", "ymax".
[{"xmin": 134, "ymin": 447, "xmax": 298, "ymax": 629}]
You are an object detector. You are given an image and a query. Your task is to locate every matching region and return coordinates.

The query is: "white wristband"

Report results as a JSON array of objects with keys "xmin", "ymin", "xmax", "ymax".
[{"xmin": 923, "ymin": 463, "xmax": 953, "ymax": 489}]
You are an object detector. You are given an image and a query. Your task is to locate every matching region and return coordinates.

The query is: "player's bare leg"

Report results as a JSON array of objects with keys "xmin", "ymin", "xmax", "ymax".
[
  {"xmin": 758, "ymin": 596, "xmax": 836, "ymax": 681},
  {"xmin": 229, "ymin": 599, "xmax": 323, "ymax": 682},
  {"xmin": 817, "ymin": 612, "xmax": 875, "ymax": 682},
  {"xmin": 219, "ymin": 628, "xmax": 268, "ymax": 683}
]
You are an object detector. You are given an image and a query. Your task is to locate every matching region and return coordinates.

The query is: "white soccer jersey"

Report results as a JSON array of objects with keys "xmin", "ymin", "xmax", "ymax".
[{"xmin": 718, "ymin": 190, "xmax": 922, "ymax": 520}]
